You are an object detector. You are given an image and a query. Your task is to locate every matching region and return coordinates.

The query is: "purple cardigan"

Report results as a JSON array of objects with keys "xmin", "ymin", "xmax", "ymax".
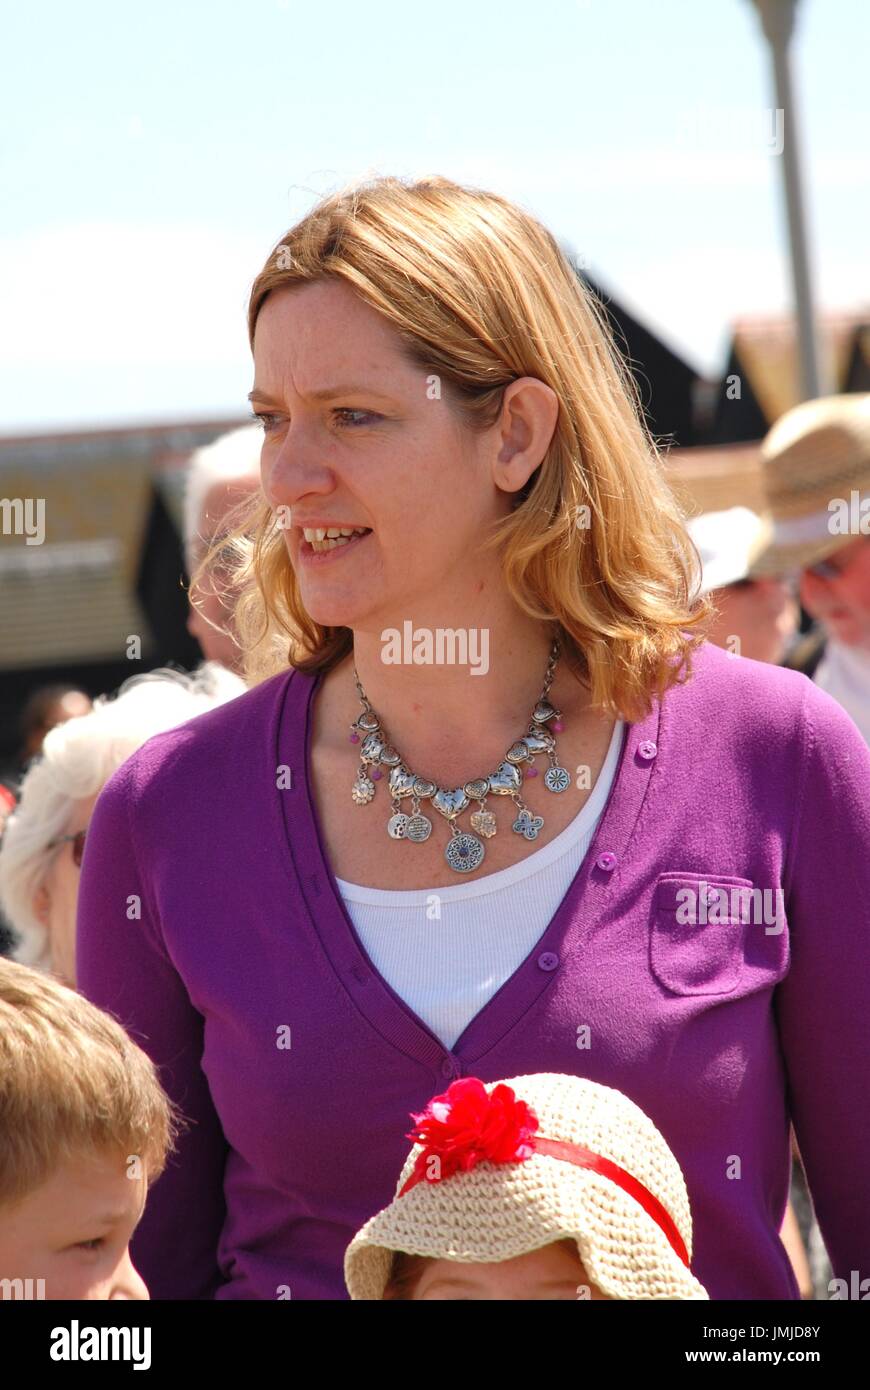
[{"xmin": 76, "ymin": 641, "xmax": 870, "ymax": 1300}]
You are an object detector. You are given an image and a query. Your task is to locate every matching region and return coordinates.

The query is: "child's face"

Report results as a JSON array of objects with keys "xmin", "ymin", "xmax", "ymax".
[
  {"xmin": 0, "ymin": 1148, "xmax": 149, "ymax": 1299},
  {"xmin": 409, "ymin": 1240, "xmax": 612, "ymax": 1300}
]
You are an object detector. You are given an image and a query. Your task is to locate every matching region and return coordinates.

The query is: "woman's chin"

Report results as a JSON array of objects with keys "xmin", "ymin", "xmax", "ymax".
[{"xmin": 300, "ymin": 595, "xmax": 368, "ymax": 630}]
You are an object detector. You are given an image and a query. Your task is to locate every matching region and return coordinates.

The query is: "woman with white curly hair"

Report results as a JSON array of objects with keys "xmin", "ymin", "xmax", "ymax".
[{"xmin": 0, "ymin": 662, "xmax": 245, "ymax": 986}]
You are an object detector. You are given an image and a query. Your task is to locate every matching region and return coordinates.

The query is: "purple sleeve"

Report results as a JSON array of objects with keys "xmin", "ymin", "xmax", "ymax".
[
  {"xmin": 776, "ymin": 679, "xmax": 870, "ymax": 1287},
  {"xmin": 76, "ymin": 754, "xmax": 229, "ymax": 1299}
]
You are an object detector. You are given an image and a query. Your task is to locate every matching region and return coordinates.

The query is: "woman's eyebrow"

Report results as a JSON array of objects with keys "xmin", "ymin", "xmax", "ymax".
[{"xmin": 247, "ymin": 383, "xmax": 397, "ymax": 405}]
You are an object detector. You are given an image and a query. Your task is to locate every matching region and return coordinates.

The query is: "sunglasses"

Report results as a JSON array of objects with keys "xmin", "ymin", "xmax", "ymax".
[
  {"xmin": 728, "ymin": 574, "xmax": 799, "ymax": 591},
  {"xmin": 806, "ymin": 535, "xmax": 870, "ymax": 580},
  {"xmin": 47, "ymin": 828, "xmax": 87, "ymax": 867}
]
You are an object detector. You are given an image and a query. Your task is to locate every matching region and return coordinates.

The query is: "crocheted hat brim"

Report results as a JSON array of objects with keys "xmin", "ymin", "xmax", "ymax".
[{"xmin": 344, "ymin": 1153, "xmax": 709, "ymax": 1300}]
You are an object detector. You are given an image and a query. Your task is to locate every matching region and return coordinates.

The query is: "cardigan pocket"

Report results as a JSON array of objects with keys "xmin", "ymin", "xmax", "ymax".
[{"xmin": 650, "ymin": 873, "xmax": 766, "ymax": 996}]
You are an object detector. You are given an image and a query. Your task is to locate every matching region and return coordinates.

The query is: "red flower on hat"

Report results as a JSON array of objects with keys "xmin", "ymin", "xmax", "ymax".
[{"xmin": 401, "ymin": 1077, "xmax": 539, "ymax": 1190}]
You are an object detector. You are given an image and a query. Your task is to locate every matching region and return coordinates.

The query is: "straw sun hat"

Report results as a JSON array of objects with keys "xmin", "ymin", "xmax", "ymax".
[
  {"xmin": 687, "ymin": 505, "xmax": 772, "ymax": 595},
  {"xmin": 680, "ymin": 395, "xmax": 870, "ymax": 589},
  {"xmin": 344, "ymin": 1073, "xmax": 709, "ymax": 1300},
  {"xmin": 749, "ymin": 392, "xmax": 870, "ymax": 576}
]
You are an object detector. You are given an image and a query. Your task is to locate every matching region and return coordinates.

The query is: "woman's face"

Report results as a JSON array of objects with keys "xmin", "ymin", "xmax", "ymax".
[
  {"xmin": 250, "ymin": 279, "xmax": 521, "ymax": 631},
  {"xmin": 800, "ymin": 537, "xmax": 870, "ymax": 648},
  {"xmin": 32, "ymin": 790, "xmax": 100, "ymax": 986}
]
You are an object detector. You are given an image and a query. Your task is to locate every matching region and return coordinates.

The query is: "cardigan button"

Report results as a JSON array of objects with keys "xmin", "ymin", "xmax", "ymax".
[
  {"xmin": 637, "ymin": 740, "xmax": 658, "ymax": 761},
  {"xmin": 537, "ymin": 951, "xmax": 559, "ymax": 972},
  {"xmin": 440, "ymin": 1058, "xmax": 457, "ymax": 1078},
  {"xmin": 596, "ymin": 851, "xmax": 617, "ymax": 872}
]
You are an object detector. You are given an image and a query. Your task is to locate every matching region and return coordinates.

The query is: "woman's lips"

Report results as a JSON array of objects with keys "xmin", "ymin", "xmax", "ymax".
[{"xmin": 297, "ymin": 529, "xmax": 372, "ymax": 564}]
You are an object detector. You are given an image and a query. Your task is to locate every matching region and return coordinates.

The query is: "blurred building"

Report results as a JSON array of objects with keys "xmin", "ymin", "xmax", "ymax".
[
  {"xmin": 0, "ymin": 416, "xmax": 247, "ymax": 767},
  {"xmin": 581, "ymin": 272, "xmax": 708, "ymax": 448},
  {"xmin": 708, "ymin": 310, "xmax": 870, "ymax": 443}
]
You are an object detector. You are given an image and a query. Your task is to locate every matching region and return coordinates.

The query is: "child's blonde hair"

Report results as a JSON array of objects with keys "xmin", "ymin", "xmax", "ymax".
[{"xmin": 0, "ymin": 958, "xmax": 178, "ymax": 1208}]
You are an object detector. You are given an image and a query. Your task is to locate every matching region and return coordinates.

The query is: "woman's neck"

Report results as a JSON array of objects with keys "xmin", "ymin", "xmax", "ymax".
[{"xmin": 330, "ymin": 618, "xmax": 588, "ymax": 788}]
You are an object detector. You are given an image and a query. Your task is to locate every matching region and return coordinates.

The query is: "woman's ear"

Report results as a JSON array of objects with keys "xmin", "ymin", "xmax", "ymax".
[
  {"xmin": 32, "ymin": 881, "xmax": 51, "ymax": 925},
  {"xmin": 491, "ymin": 377, "xmax": 560, "ymax": 496}
]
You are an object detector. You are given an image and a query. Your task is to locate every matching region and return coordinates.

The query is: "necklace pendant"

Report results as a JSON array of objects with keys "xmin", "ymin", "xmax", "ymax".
[
  {"xmin": 360, "ymin": 731, "xmax": 385, "ymax": 763},
  {"xmin": 512, "ymin": 807, "xmax": 544, "ymax": 840},
  {"xmin": 544, "ymin": 765, "xmax": 570, "ymax": 793},
  {"xmin": 431, "ymin": 786, "xmax": 469, "ymax": 819},
  {"xmin": 389, "ymin": 765, "xmax": 417, "ymax": 799},
  {"xmin": 523, "ymin": 730, "xmax": 554, "ymax": 755},
  {"xmin": 387, "ymin": 812, "xmax": 410, "ymax": 839},
  {"xmin": 533, "ymin": 701, "xmax": 560, "ymax": 724},
  {"xmin": 487, "ymin": 762, "xmax": 522, "ymax": 795},
  {"xmin": 470, "ymin": 808, "xmax": 497, "ymax": 838},
  {"xmin": 351, "ymin": 775, "xmax": 376, "ymax": 805},
  {"xmin": 406, "ymin": 813, "xmax": 433, "ymax": 843},
  {"xmin": 505, "ymin": 741, "xmax": 531, "ymax": 765},
  {"xmin": 464, "ymin": 778, "xmax": 490, "ymax": 801},
  {"xmin": 445, "ymin": 829, "xmax": 486, "ymax": 873}
]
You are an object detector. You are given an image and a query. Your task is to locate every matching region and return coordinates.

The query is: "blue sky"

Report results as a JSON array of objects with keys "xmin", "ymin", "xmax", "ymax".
[{"xmin": 2, "ymin": 0, "xmax": 867, "ymax": 433}]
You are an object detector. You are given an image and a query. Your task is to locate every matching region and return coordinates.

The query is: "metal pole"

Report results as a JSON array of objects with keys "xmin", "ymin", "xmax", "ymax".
[{"xmin": 750, "ymin": 0, "xmax": 826, "ymax": 400}]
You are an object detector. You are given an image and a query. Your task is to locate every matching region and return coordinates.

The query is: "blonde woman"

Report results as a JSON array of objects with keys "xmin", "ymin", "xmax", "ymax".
[{"xmin": 76, "ymin": 176, "xmax": 870, "ymax": 1301}]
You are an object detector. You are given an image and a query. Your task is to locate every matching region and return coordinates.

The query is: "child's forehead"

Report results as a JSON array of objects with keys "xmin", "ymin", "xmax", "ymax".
[{"xmin": 40, "ymin": 1146, "xmax": 148, "ymax": 1205}]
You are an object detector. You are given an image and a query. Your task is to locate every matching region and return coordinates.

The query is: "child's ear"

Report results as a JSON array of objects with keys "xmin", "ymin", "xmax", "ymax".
[{"xmin": 33, "ymin": 882, "xmax": 51, "ymax": 924}]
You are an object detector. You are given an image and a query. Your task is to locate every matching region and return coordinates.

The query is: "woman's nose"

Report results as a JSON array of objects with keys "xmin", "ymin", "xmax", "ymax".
[{"xmin": 263, "ymin": 431, "xmax": 333, "ymax": 507}]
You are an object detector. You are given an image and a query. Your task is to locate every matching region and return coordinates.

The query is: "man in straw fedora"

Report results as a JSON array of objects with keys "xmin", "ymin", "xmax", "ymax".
[
  {"xmin": 764, "ymin": 393, "xmax": 870, "ymax": 743},
  {"xmin": 674, "ymin": 395, "xmax": 870, "ymax": 723}
]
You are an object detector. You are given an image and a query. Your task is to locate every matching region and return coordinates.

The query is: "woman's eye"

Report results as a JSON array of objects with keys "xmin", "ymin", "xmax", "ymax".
[
  {"xmin": 75, "ymin": 1238, "xmax": 105, "ymax": 1252},
  {"xmin": 248, "ymin": 408, "xmax": 378, "ymax": 432},
  {"xmin": 333, "ymin": 408, "xmax": 378, "ymax": 427},
  {"xmin": 249, "ymin": 410, "xmax": 279, "ymax": 434}
]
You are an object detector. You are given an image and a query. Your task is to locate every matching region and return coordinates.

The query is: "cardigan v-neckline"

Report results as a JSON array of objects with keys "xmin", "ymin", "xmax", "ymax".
[{"xmin": 276, "ymin": 665, "xmax": 662, "ymax": 1078}]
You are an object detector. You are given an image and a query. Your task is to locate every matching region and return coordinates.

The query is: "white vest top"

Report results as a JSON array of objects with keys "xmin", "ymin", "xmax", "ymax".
[{"xmin": 335, "ymin": 719, "xmax": 625, "ymax": 1049}]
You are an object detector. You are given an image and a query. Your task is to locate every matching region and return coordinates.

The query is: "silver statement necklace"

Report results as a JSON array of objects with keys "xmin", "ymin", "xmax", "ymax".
[{"xmin": 348, "ymin": 638, "xmax": 570, "ymax": 875}]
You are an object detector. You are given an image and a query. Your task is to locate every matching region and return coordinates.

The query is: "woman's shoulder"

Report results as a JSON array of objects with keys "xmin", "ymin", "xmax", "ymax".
[{"xmin": 672, "ymin": 640, "xmax": 865, "ymax": 757}]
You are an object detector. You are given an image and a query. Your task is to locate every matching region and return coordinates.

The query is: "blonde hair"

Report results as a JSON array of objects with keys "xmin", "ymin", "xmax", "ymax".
[
  {"xmin": 202, "ymin": 174, "xmax": 708, "ymax": 719},
  {"xmin": 0, "ymin": 957, "xmax": 178, "ymax": 1208},
  {"xmin": 182, "ymin": 423, "xmax": 262, "ymax": 573},
  {"xmin": 0, "ymin": 661, "xmax": 246, "ymax": 969}
]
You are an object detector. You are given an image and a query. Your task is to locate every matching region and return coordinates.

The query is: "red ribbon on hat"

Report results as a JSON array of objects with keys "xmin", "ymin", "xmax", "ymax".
[
  {"xmin": 397, "ymin": 1077, "xmax": 690, "ymax": 1270},
  {"xmin": 525, "ymin": 1135, "xmax": 690, "ymax": 1269}
]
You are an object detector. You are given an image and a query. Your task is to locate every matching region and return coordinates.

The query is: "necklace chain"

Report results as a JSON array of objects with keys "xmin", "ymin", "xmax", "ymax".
[{"xmin": 348, "ymin": 638, "xmax": 570, "ymax": 875}]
